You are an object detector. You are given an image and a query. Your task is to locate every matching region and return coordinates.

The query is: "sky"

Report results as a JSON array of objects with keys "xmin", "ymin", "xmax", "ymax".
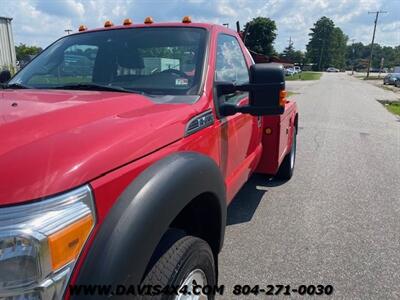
[{"xmin": 1, "ymin": 0, "xmax": 399, "ymax": 52}]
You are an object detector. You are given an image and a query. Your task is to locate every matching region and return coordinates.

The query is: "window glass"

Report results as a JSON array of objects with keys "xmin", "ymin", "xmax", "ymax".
[
  {"xmin": 215, "ymin": 34, "xmax": 249, "ymax": 84},
  {"xmin": 10, "ymin": 27, "xmax": 207, "ymax": 97},
  {"xmin": 215, "ymin": 34, "xmax": 249, "ymax": 104},
  {"xmin": 28, "ymin": 45, "xmax": 98, "ymax": 85}
]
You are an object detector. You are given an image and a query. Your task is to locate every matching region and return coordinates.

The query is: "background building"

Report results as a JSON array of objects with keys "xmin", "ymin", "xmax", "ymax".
[{"xmin": 0, "ymin": 16, "xmax": 17, "ymax": 71}]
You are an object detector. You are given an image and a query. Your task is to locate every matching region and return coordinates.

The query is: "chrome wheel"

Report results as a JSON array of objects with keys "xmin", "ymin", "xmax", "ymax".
[{"xmin": 175, "ymin": 269, "xmax": 208, "ymax": 300}]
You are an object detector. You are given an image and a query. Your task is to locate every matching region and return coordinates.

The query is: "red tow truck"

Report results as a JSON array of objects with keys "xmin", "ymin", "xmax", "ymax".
[{"xmin": 0, "ymin": 16, "xmax": 298, "ymax": 299}]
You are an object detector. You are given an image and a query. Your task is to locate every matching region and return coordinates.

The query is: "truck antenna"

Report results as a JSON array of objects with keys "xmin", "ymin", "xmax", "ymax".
[{"xmin": 236, "ymin": 21, "xmax": 240, "ymax": 34}]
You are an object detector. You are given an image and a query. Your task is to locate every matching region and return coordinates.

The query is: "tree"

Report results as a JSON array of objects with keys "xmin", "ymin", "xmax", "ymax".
[
  {"xmin": 306, "ymin": 17, "xmax": 334, "ymax": 70},
  {"xmin": 292, "ymin": 50, "xmax": 306, "ymax": 64},
  {"xmin": 243, "ymin": 17, "xmax": 277, "ymax": 56},
  {"xmin": 15, "ymin": 43, "xmax": 42, "ymax": 61},
  {"xmin": 306, "ymin": 17, "xmax": 347, "ymax": 70},
  {"xmin": 281, "ymin": 41, "xmax": 305, "ymax": 64},
  {"xmin": 345, "ymin": 42, "xmax": 400, "ymax": 70},
  {"xmin": 282, "ymin": 41, "xmax": 295, "ymax": 60},
  {"xmin": 330, "ymin": 27, "xmax": 348, "ymax": 68},
  {"xmin": 345, "ymin": 42, "xmax": 365, "ymax": 69}
]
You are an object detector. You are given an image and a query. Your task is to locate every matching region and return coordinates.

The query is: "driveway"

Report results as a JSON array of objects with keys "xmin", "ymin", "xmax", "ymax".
[{"xmin": 218, "ymin": 73, "xmax": 400, "ymax": 299}]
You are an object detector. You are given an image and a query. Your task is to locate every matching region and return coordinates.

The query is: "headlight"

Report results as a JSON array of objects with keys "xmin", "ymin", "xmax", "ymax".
[{"xmin": 0, "ymin": 185, "xmax": 96, "ymax": 299}]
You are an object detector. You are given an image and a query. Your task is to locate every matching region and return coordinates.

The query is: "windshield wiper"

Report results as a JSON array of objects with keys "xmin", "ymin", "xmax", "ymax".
[
  {"xmin": 1, "ymin": 83, "xmax": 32, "ymax": 89},
  {"xmin": 50, "ymin": 83, "xmax": 142, "ymax": 94}
]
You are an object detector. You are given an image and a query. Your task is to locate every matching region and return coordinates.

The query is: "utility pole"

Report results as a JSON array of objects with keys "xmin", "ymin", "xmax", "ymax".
[
  {"xmin": 379, "ymin": 57, "xmax": 384, "ymax": 78},
  {"xmin": 287, "ymin": 36, "xmax": 296, "ymax": 66},
  {"xmin": 64, "ymin": 29, "xmax": 72, "ymax": 35},
  {"xmin": 318, "ymin": 38, "xmax": 325, "ymax": 71},
  {"xmin": 366, "ymin": 11, "xmax": 387, "ymax": 78},
  {"xmin": 288, "ymin": 36, "xmax": 293, "ymax": 48},
  {"xmin": 350, "ymin": 38, "xmax": 355, "ymax": 75}
]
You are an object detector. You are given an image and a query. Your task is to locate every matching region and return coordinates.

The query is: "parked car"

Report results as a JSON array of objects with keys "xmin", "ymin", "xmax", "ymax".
[
  {"xmin": 285, "ymin": 68, "xmax": 296, "ymax": 76},
  {"xmin": 294, "ymin": 66, "xmax": 302, "ymax": 73},
  {"xmin": 383, "ymin": 73, "xmax": 400, "ymax": 85},
  {"xmin": 326, "ymin": 67, "xmax": 340, "ymax": 72},
  {"xmin": 395, "ymin": 79, "xmax": 400, "ymax": 88}
]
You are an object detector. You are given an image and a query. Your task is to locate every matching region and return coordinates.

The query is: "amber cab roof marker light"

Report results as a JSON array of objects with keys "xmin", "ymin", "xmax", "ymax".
[
  {"xmin": 104, "ymin": 20, "xmax": 114, "ymax": 27},
  {"xmin": 182, "ymin": 16, "xmax": 192, "ymax": 23},
  {"xmin": 144, "ymin": 16, "xmax": 154, "ymax": 24},
  {"xmin": 78, "ymin": 25, "xmax": 87, "ymax": 32},
  {"xmin": 123, "ymin": 18, "xmax": 133, "ymax": 25}
]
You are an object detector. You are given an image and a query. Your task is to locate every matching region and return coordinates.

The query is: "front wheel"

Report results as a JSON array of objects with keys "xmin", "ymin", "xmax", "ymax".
[
  {"xmin": 276, "ymin": 127, "xmax": 297, "ymax": 180},
  {"xmin": 140, "ymin": 235, "xmax": 216, "ymax": 300}
]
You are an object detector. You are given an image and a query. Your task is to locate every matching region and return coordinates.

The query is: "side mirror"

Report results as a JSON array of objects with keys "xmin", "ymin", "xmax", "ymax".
[
  {"xmin": 248, "ymin": 63, "xmax": 285, "ymax": 114},
  {"xmin": 217, "ymin": 63, "xmax": 286, "ymax": 116},
  {"xmin": 0, "ymin": 70, "xmax": 11, "ymax": 83}
]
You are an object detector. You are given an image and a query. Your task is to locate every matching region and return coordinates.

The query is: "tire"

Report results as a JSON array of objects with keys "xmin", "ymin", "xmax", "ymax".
[
  {"xmin": 140, "ymin": 235, "xmax": 216, "ymax": 300},
  {"xmin": 276, "ymin": 127, "xmax": 297, "ymax": 180}
]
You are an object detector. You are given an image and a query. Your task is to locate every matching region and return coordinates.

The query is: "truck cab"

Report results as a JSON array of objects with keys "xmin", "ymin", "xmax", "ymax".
[{"xmin": 0, "ymin": 17, "xmax": 298, "ymax": 299}]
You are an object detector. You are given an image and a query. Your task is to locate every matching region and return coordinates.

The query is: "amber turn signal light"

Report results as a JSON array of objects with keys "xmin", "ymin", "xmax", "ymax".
[
  {"xmin": 78, "ymin": 25, "xmax": 87, "ymax": 32},
  {"xmin": 279, "ymin": 90, "xmax": 287, "ymax": 107},
  {"xmin": 144, "ymin": 16, "xmax": 154, "ymax": 24},
  {"xmin": 104, "ymin": 20, "xmax": 114, "ymax": 27},
  {"xmin": 48, "ymin": 215, "xmax": 94, "ymax": 271},
  {"xmin": 123, "ymin": 18, "xmax": 133, "ymax": 25}
]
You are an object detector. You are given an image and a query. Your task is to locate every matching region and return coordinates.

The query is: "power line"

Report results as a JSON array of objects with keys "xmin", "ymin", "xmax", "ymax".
[
  {"xmin": 366, "ymin": 11, "xmax": 387, "ymax": 78},
  {"xmin": 64, "ymin": 29, "xmax": 72, "ymax": 35}
]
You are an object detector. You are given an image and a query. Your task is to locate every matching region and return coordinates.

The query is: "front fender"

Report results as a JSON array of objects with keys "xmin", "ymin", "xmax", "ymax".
[{"xmin": 73, "ymin": 152, "xmax": 226, "ymax": 297}]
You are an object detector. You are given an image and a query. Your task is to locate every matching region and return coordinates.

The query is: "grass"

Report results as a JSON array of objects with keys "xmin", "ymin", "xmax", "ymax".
[
  {"xmin": 381, "ymin": 85, "xmax": 393, "ymax": 92},
  {"xmin": 355, "ymin": 75, "xmax": 383, "ymax": 80},
  {"xmin": 386, "ymin": 102, "xmax": 400, "ymax": 116},
  {"xmin": 378, "ymin": 100, "xmax": 400, "ymax": 116},
  {"xmin": 285, "ymin": 71, "xmax": 322, "ymax": 81}
]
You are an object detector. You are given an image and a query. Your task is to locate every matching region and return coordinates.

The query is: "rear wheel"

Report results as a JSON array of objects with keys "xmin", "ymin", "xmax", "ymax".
[
  {"xmin": 140, "ymin": 235, "xmax": 216, "ymax": 300},
  {"xmin": 276, "ymin": 127, "xmax": 297, "ymax": 180}
]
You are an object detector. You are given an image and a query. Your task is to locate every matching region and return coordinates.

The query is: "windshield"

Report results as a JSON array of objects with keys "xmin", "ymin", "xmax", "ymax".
[{"xmin": 9, "ymin": 27, "xmax": 207, "ymax": 96}]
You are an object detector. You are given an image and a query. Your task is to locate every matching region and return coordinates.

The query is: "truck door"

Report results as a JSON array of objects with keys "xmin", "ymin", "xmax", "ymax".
[{"xmin": 215, "ymin": 34, "xmax": 261, "ymax": 200}]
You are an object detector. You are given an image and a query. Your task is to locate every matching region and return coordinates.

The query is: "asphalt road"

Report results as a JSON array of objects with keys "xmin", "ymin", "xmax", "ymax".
[{"xmin": 218, "ymin": 73, "xmax": 400, "ymax": 299}]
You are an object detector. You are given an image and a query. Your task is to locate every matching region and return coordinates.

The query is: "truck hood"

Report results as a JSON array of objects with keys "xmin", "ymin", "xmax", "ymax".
[{"xmin": 0, "ymin": 89, "xmax": 196, "ymax": 205}]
